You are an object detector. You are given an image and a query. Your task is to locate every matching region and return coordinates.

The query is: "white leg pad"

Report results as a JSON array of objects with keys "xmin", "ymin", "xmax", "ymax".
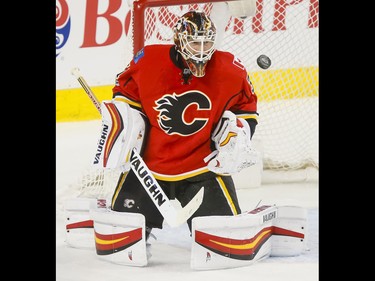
[
  {"xmin": 191, "ymin": 205, "xmax": 308, "ymax": 270},
  {"xmin": 64, "ymin": 198, "xmax": 98, "ymax": 249},
  {"xmin": 91, "ymin": 209, "xmax": 148, "ymax": 267},
  {"xmin": 191, "ymin": 205, "xmax": 277, "ymax": 270},
  {"xmin": 270, "ymin": 206, "xmax": 308, "ymax": 257}
]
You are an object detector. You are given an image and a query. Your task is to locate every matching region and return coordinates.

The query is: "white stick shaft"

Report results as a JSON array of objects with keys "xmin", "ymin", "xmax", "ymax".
[
  {"xmin": 71, "ymin": 67, "xmax": 102, "ymax": 114},
  {"xmin": 130, "ymin": 148, "xmax": 204, "ymax": 227}
]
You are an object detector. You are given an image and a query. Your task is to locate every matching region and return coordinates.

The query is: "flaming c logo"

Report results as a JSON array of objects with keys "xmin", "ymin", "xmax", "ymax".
[
  {"xmin": 154, "ymin": 91, "xmax": 211, "ymax": 136},
  {"xmin": 56, "ymin": 0, "xmax": 70, "ymax": 57}
]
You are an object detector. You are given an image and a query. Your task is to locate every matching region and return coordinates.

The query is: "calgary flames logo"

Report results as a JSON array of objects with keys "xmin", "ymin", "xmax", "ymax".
[{"xmin": 154, "ymin": 91, "xmax": 211, "ymax": 136}]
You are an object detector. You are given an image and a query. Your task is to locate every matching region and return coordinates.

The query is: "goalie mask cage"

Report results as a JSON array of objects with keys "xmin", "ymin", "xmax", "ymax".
[{"xmin": 66, "ymin": 0, "xmax": 318, "ymax": 201}]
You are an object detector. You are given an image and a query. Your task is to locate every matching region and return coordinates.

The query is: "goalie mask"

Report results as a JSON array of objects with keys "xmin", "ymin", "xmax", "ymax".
[{"xmin": 173, "ymin": 11, "xmax": 217, "ymax": 77}]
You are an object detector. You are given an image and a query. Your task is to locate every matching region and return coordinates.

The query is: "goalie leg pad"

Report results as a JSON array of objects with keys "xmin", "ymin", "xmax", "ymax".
[
  {"xmin": 93, "ymin": 100, "xmax": 147, "ymax": 170},
  {"xmin": 191, "ymin": 205, "xmax": 277, "ymax": 270},
  {"xmin": 270, "ymin": 206, "xmax": 308, "ymax": 257},
  {"xmin": 64, "ymin": 198, "xmax": 98, "ymax": 249},
  {"xmin": 91, "ymin": 209, "xmax": 148, "ymax": 267},
  {"xmin": 191, "ymin": 205, "xmax": 308, "ymax": 270}
]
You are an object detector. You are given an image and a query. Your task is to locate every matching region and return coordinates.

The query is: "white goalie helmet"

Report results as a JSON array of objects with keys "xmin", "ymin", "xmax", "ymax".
[{"xmin": 173, "ymin": 11, "xmax": 217, "ymax": 77}]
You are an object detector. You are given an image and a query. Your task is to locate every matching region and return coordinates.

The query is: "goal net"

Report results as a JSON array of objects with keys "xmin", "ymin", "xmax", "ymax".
[{"xmin": 66, "ymin": 0, "xmax": 318, "ymax": 201}]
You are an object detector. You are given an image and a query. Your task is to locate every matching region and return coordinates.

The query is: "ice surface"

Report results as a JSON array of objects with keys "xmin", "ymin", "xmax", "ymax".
[{"xmin": 56, "ymin": 120, "xmax": 318, "ymax": 281}]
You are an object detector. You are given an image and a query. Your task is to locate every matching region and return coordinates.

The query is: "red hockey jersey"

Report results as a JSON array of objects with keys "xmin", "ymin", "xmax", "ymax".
[{"xmin": 112, "ymin": 45, "xmax": 258, "ymax": 181}]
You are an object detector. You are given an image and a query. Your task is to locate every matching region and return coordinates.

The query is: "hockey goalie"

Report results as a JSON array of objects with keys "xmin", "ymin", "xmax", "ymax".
[{"xmin": 64, "ymin": 6, "xmax": 309, "ymax": 270}]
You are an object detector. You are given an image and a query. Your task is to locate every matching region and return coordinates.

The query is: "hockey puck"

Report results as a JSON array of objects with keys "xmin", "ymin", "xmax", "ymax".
[{"xmin": 257, "ymin": 55, "xmax": 271, "ymax": 69}]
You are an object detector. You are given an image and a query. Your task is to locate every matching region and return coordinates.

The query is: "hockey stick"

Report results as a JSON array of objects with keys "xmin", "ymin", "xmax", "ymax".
[
  {"xmin": 130, "ymin": 148, "xmax": 204, "ymax": 227},
  {"xmin": 71, "ymin": 68, "xmax": 101, "ymax": 114},
  {"xmin": 71, "ymin": 67, "xmax": 204, "ymax": 227}
]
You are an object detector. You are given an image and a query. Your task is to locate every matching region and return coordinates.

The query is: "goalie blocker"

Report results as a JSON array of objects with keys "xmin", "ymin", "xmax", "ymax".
[{"xmin": 93, "ymin": 97, "xmax": 148, "ymax": 171}]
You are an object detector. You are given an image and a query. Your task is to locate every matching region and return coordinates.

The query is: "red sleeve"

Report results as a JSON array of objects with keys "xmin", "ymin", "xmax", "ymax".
[
  {"xmin": 112, "ymin": 61, "xmax": 143, "ymax": 110},
  {"xmin": 229, "ymin": 73, "xmax": 258, "ymax": 118},
  {"xmin": 229, "ymin": 72, "xmax": 259, "ymax": 137}
]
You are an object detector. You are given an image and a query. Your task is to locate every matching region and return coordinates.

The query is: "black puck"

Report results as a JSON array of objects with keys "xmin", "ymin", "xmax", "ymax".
[{"xmin": 257, "ymin": 55, "xmax": 271, "ymax": 69}]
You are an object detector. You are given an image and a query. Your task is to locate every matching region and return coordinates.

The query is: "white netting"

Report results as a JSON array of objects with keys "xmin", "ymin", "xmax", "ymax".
[{"xmin": 62, "ymin": 168, "xmax": 123, "ymax": 202}]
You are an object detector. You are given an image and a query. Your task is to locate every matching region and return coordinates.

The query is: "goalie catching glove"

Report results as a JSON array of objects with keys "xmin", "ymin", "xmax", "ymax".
[{"xmin": 204, "ymin": 111, "xmax": 260, "ymax": 175}]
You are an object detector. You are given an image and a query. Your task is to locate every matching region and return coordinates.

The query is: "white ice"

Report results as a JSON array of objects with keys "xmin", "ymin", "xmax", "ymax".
[{"xmin": 56, "ymin": 120, "xmax": 319, "ymax": 281}]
